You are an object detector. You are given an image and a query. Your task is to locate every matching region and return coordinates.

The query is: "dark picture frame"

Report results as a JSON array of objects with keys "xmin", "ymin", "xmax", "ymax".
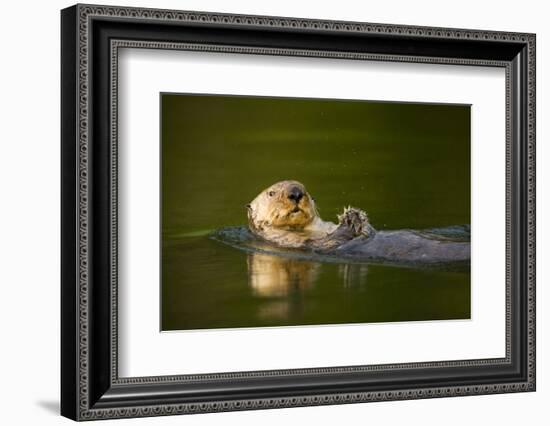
[{"xmin": 61, "ymin": 4, "xmax": 536, "ymax": 421}]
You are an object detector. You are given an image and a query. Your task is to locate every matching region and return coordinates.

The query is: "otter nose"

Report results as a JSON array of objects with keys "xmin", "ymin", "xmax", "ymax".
[{"xmin": 288, "ymin": 187, "xmax": 304, "ymax": 203}]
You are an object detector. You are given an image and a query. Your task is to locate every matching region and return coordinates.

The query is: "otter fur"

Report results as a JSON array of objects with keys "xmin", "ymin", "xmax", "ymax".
[{"xmin": 247, "ymin": 180, "xmax": 470, "ymax": 264}]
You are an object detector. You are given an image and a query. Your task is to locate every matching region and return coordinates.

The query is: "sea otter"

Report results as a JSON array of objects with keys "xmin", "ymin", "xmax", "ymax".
[{"xmin": 246, "ymin": 180, "xmax": 470, "ymax": 264}]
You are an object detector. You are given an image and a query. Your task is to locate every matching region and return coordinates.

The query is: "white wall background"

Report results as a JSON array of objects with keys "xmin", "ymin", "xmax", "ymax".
[{"xmin": 0, "ymin": 0, "xmax": 546, "ymax": 424}]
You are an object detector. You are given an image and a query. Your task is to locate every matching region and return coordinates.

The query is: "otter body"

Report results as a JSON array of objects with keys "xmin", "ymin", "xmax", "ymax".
[
  {"xmin": 333, "ymin": 229, "xmax": 470, "ymax": 264},
  {"xmin": 246, "ymin": 180, "xmax": 470, "ymax": 265}
]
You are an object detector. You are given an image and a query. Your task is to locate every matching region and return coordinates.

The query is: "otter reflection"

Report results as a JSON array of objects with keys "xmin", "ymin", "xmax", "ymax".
[
  {"xmin": 339, "ymin": 263, "xmax": 370, "ymax": 289},
  {"xmin": 246, "ymin": 252, "xmax": 371, "ymax": 321},
  {"xmin": 247, "ymin": 252, "xmax": 320, "ymax": 297},
  {"xmin": 247, "ymin": 252, "xmax": 319, "ymax": 321}
]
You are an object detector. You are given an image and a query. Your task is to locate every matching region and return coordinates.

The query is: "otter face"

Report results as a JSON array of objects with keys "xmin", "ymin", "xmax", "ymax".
[{"xmin": 247, "ymin": 180, "xmax": 318, "ymax": 232}]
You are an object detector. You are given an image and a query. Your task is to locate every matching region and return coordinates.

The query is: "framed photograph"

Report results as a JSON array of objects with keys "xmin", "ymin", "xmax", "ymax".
[{"xmin": 61, "ymin": 4, "xmax": 536, "ymax": 421}]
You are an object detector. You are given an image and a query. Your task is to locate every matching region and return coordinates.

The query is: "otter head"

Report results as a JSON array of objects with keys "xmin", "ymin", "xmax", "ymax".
[{"xmin": 247, "ymin": 180, "xmax": 319, "ymax": 234}]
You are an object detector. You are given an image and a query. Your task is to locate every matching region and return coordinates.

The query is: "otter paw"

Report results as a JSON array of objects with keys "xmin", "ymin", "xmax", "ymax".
[{"xmin": 337, "ymin": 206, "xmax": 371, "ymax": 237}]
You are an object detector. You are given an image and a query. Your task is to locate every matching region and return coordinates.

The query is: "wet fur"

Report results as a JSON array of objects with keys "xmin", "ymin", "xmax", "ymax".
[
  {"xmin": 247, "ymin": 180, "xmax": 469, "ymax": 264},
  {"xmin": 247, "ymin": 180, "xmax": 373, "ymax": 250}
]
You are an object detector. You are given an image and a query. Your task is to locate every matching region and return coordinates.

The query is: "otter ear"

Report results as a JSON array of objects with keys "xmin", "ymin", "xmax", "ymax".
[{"xmin": 245, "ymin": 203, "xmax": 252, "ymax": 211}]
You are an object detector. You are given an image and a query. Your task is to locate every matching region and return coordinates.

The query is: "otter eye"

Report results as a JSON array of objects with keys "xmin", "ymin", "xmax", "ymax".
[{"xmin": 268, "ymin": 191, "xmax": 275, "ymax": 197}]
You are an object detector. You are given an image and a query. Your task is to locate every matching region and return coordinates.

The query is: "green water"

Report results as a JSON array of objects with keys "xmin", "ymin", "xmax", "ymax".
[{"xmin": 161, "ymin": 94, "xmax": 471, "ymax": 331}]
